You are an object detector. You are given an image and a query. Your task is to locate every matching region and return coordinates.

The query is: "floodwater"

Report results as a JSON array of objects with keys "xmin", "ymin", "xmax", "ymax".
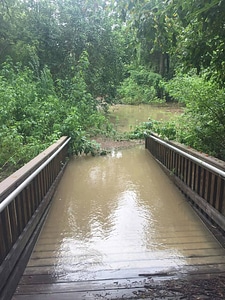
[
  {"xmin": 28, "ymin": 146, "xmax": 225, "ymax": 282},
  {"xmin": 14, "ymin": 105, "xmax": 225, "ymax": 299},
  {"xmin": 109, "ymin": 104, "xmax": 183, "ymax": 132}
]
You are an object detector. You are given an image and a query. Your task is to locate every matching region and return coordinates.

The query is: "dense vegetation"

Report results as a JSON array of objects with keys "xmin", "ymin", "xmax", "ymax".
[{"xmin": 1, "ymin": 0, "xmax": 225, "ymax": 179}]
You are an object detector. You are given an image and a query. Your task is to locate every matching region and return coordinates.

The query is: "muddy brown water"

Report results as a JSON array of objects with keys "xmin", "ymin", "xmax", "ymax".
[
  {"xmin": 14, "ymin": 106, "xmax": 225, "ymax": 299},
  {"xmin": 109, "ymin": 104, "xmax": 183, "ymax": 132},
  {"xmin": 16, "ymin": 148, "xmax": 225, "ymax": 284},
  {"xmin": 36, "ymin": 147, "xmax": 225, "ymax": 279}
]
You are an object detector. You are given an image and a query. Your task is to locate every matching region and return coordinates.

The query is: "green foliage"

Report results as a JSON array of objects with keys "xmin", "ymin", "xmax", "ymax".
[
  {"xmin": 121, "ymin": 71, "xmax": 225, "ymax": 160},
  {"xmin": 117, "ymin": 66, "xmax": 165, "ymax": 104},
  {"xmin": 0, "ymin": 0, "xmax": 126, "ymax": 101},
  {"xmin": 1, "ymin": 0, "xmax": 225, "ymax": 173},
  {"xmin": 111, "ymin": 0, "xmax": 176, "ymax": 77},
  {"xmin": 164, "ymin": 73, "xmax": 225, "ymax": 159},
  {"xmin": 168, "ymin": 0, "xmax": 225, "ymax": 85},
  {"xmin": 0, "ymin": 60, "xmax": 110, "ymax": 174},
  {"xmin": 163, "ymin": 71, "xmax": 202, "ymax": 104},
  {"xmin": 126, "ymin": 119, "xmax": 177, "ymax": 141},
  {"xmin": 126, "ymin": 120, "xmax": 158, "ymax": 139}
]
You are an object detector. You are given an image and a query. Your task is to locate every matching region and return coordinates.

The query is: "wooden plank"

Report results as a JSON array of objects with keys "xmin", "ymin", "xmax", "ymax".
[
  {"xmin": 19, "ymin": 245, "xmax": 225, "ymax": 285},
  {"xmin": 20, "ymin": 263, "xmax": 225, "ymax": 283},
  {"xmin": 12, "ymin": 271, "xmax": 225, "ymax": 300},
  {"xmin": 36, "ymin": 230, "xmax": 213, "ymax": 241},
  {"xmin": 15, "ymin": 277, "xmax": 150, "ymax": 294},
  {"xmin": 22, "ymin": 257, "xmax": 225, "ymax": 278},
  {"xmin": 27, "ymin": 252, "xmax": 225, "ymax": 267},
  {"xmin": 33, "ymin": 241, "xmax": 221, "ymax": 255},
  {"xmin": 13, "ymin": 287, "xmax": 147, "ymax": 300},
  {"xmin": 29, "ymin": 247, "xmax": 225, "ymax": 261},
  {"xmin": 13, "ymin": 264, "xmax": 225, "ymax": 300}
]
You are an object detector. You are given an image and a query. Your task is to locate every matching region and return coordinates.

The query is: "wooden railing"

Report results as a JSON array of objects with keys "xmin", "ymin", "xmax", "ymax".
[
  {"xmin": 145, "ymin": 134, "xmax": 225, "ymax": 233},
  {"xmin": 0, "ymin": 136, "xmax": 70, "ymax": 300}
]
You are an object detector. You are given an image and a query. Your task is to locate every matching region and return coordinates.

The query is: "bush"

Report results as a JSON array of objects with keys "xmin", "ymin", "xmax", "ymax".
[
  {"xmin": 0, "ymin": 59, "xmax": 111, "ymax": 175},
  {"xmin": 164, "ymin": 72, "xmax": 225, "ymax": 159},
  {"xmin": 117, "ymin": 66, "xmax": 165, "ymax": 104}
]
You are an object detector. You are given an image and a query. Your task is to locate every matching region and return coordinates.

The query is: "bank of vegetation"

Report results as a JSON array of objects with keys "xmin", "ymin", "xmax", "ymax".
[{"xmin": 0, "ymin": 0, "xmax": 225, "ymax": 179}]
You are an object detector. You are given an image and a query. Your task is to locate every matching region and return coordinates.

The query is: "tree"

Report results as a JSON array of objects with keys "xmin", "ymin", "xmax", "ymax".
[
  {"xmin": 111, "ymin": 0, "xmax": 179, "ymax": 78},
  {"xmin": 0, "ymin": 0, "xmax": 125, "ymax": 100},
  {"xmin": 171, "ymin": 0, "xmax": 225, "ymax": 85}
]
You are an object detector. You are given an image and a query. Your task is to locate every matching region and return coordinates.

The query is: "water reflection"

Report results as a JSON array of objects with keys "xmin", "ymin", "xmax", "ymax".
[{"xmin": 36, "ymin": 146, "xmax": 224, "ymax": 281}]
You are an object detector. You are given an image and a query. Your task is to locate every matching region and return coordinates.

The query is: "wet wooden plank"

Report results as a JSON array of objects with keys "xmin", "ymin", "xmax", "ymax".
[
  {"xmin": 37, "ymin": 229, "xmax": 214, "ymax": 241},
  {"xmin": 26, "ymin": 253, "xmax": 225, "ymax": 269},
  {"xmin": 15, "ymin": 277, "xmax": 149, "ymax": 294},
  {"xmin": 22, "ymin": 261, "xmax": 225, "ymax": 279},
  {"xmin": 29, "ymin": 247, "xmax": 225, "ymax": 261},
  {"xmin": 13, "ymin": 287, "xmax": 147, "ymax": 300},
  {"xmin": 13, "ymin": 265, "xmax": 225, "ymax": 300},
  {"xmin": 32, "ymin": 241, "xmax": 222, "ymax": 255},
  {"xmin": 19, "ymin": 265, "xmax": 225, "ymax": 286}
]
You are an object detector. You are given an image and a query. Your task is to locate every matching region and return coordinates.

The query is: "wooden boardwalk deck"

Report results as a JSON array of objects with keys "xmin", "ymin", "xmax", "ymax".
[
  {"xmin": 13, "ymin": 226, "xmax": 225, "ymax": 299},
  {"xmin": 12, "ymin": 148, "xmax": 225, "ymax": 299}
]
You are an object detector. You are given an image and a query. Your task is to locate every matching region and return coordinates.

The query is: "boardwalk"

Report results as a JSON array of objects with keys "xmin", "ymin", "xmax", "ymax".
[{"xmin": 13, "ymin": 147, "xmax": 225, "ymax": 299}]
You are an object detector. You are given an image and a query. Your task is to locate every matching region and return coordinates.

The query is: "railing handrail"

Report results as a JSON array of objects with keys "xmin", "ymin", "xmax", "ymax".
[
  {"xmin": 0, "ymin": 137, "xmax": 71, "ymax": 213},
  {"xmin": 150, "ymin": 135, "xmax": 225, "ymax": 178}
]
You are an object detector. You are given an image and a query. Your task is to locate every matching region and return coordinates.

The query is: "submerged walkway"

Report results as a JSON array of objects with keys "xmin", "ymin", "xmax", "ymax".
[{"xmin": 13, "ymin": 146, "xmax": 225, "ymax": 299}]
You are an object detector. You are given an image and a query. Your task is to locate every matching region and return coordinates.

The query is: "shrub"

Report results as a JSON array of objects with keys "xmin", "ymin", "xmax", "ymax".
[
  {"xmin": 164, "ymin": 72, "xmax": 225, "ymax": 159},
  {"xmin": 117, "ymin": 66, "xmax": 165, "ymax": 104},
  {"xmin": 0, "ymin": 59, "xmax": 111, "ymax": 175}
]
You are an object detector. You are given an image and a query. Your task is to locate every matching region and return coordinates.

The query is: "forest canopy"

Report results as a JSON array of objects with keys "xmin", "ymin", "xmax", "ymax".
[{"xmin": 0, "ymin": 0, "xmax": 225, "ymax": 177}]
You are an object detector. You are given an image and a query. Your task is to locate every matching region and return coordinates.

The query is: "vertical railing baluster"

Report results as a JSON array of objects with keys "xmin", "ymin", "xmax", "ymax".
[
  {"xmin": 203, "ymin": 170, "xmax": 210, "ymax": 202},
  {"xmin": 8, "ymin": 201, "xmax": 18, "ymax": 244},
  {"xmin": 215, "ymin": 177, "xmax": 223, "ymax": 212},
  {"xmin": 14, "ymin": 194, "xmax": 23, "ymax": 234}
]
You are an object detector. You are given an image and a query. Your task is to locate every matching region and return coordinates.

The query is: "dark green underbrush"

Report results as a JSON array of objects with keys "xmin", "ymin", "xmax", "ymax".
[
  {"xmin": 117, "ymin": 65, "xmax": 165, "ymax": 105},
  {"xmin": 164, "ymin": 73, "xmax": 225, "ymax": 160},
  {"xmin": 0, "ymin": 59, "xmax": 112, "ymax": 178}
]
